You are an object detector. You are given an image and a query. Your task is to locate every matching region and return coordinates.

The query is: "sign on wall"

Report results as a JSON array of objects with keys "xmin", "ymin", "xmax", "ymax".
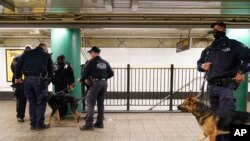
[
  {"xmin": 176, "ymin": 38, "xmax": 191, "ymax": 53},
  {"xmin": 5, "ymin": 49, "xmax": 23, "ymax": 82}
]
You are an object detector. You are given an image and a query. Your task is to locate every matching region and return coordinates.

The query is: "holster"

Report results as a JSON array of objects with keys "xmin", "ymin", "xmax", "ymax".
[
  {"xmin": 231, "ymin": 80, "xmax": 240, "ymax": 90},
  {"xmin": 84, "ymin": 77, "xmax": 93, "ymax": 87},
  {"xmin": 38, "ymin": 76, "xmax": 51, "ymax": 89}
]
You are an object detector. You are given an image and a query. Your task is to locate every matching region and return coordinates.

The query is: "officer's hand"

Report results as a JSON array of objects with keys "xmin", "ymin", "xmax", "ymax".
[
  {"xmin": 201, "ymin": 62, "xmax": 212, "ymax": 71},
  {"xmin": 77, "ymin": 79, "xmax": 81, "ymax": 83},
  {"xmin": 234, "ymin": 73, "xmax": 244, "ymax": 84},
  {"xmin": 71, "ymin": 83, "xmax": 75, "ymax": 88},
  {"xmin": 68, "ymin": 83, "xmax": 75, "ymax": 91},
  {"xmin": 84, "ymin": 79, "xmax": 90, "ymax": 85},
  {"xmin": 15, "ymin": 79, "xmax": 22, "ymax": 84}
]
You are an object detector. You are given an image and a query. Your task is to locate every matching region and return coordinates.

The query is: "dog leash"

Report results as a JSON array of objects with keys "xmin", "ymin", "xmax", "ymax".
[
  {"xmin": 51, "ymin": 83, "xmax": 76, "ymax": 96},
  {"xmin": 52, "ymin": 87, "xmax": 69, "ymax": 96},
  {"xmin": 197, "ymin": 45, "xmax": 212, "ymax": 99},
  {"xmin": 197, "ymin": 71, "xmax": 208, "ymax": 99}
]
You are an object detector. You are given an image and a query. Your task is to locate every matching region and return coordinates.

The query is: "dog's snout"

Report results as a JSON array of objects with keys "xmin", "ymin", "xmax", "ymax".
[
  {"xmin": 177, "ymin": 105, "xmax": 182, "ymax": 110},
  {"xmin": 177, "ymin": 104, "xmax": 188, "ymax": 112}
]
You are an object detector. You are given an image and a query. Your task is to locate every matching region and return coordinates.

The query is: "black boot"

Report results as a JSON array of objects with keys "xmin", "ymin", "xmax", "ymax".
[
  {"xmin": 79, "ymin": 125, "xmax": 94, "ymax": 131},
  {"xmin": 94, "ymin": 122, "xmax": 104, "ymax": 128},
  {"xmin": 36, "ymin": 124, "xmax": 50, "ymax": 131},
  {"xmin": 17, "ymin": 117, "xmax": 24, "ymax": 123}
]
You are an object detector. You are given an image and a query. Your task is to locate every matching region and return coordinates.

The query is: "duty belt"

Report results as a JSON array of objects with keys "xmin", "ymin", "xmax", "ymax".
[
  {"xmin": 208, "ymin": 77, "xmax": 233, "ymax": 86},
  {"xmin": 24, "ymin": 76, "xmax": 40, "ymax": 79},
  {"xmin": 92, "ymin": 78, "xmax": 106, "ymax": 81},
  {"xmin": 24, "ymin": 72, "xmax": 46, "ymax": 77}
]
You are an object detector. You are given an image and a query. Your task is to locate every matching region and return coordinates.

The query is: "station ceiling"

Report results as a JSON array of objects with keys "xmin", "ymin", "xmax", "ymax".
[
  {"xmin": 0, "ymin": 0, "xmax": 249, "ymax": 38},
  {"xmin": 0, "ymin": 0, "xmax": 250, "ymax": 28}
]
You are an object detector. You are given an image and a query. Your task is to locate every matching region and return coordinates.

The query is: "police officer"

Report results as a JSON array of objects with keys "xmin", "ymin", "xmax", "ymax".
[
  {"xmin": 52, "ymin": 55, "xmax": 75, "ymax": 117},
  {"xmin": 80, "ymin": 60, "xmax": 90, "ymax": 113},
  {"xmin": 15, "ymin": 43, "xmax": 53, "ymax": 131},
  {"xmin": 79, "ymin": 46, "xmax": 114, "ymax": 131},
  {"xmin": 11, "ymin": 46, "xmax": 31, "ymax": 122},
  {"xmin": 197, "ymin": 21, "xmax": 250, "ymax": 141}
]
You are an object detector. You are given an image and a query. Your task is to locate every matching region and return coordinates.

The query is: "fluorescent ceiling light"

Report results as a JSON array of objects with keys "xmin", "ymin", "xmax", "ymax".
[{"xmin": 29, "ymin": 29, "xmax": 40, "ymax": 34}]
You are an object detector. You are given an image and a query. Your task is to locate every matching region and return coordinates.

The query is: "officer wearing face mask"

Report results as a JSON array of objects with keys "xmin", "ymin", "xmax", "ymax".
[
  {"xmin": 197, "ymin": 21, "xmax": 250, "ymax": 141},
  {"xmin": 52, "ymin": 55, "xmax": 75, "ymax": 117}
]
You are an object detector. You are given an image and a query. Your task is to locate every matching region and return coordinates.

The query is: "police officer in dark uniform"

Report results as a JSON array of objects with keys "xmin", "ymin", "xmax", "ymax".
[
  {"xmin": 11, "ymin": 46, "xmax": 31, "ymax": 122},
  {"xmin": 15, "ymin": 43, "xmax": 54, "ymax": 131},
  {"xmin": 52, "ymin": 55, "xmax": 75, "ymax": 117},
  {"xmin": 79, "ymin": 46, "xmax": 114, "ymax": 131},
  {"xmin": 80, "ymin": 60, "xmax": 90, "ymax": 113},
  {"xmin": 197, "ymin": 21, "xmax": 250, "ymax": 141}
]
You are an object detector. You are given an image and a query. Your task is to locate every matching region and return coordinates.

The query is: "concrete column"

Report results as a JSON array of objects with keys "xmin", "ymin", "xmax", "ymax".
[{"xmin": 51, "ymin": 28, "xmax": 82, "ymax": 111}]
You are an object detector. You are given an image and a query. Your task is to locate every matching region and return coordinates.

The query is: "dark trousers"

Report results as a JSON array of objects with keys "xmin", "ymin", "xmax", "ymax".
[
  {"xmin": 208, "ymin": 83, "xmax": 236, "ymax": 141},
  {"xmin": 55, "ymin": 83, "xmax": 68, "ymax": 117},
  {"xmin": 85, "ymin": 80, "xmax": 107, "ymax": 126},
  {"xmin": 15, "ymin": 87, "xmax": 27, "ymax": 119},
  {"xmin": 82, "ymin": 85, "xmax": 90, "ymax": 111},
  {"xmin": 24, "ymin": 78, "xmax": 48, "ymax": 127}
]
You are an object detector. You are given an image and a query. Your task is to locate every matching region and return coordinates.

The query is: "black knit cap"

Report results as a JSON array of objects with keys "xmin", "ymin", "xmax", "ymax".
[
  {"xmin": 57, "ymin": 54, "xmax": 65, "ymax": 60},
  {"xmin": 211, "ymin": 20, "xmax": 226, "ymax": 28}
]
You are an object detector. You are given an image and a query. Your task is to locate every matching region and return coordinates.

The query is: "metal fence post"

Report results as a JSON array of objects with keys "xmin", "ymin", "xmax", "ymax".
[
  {"xmin": 127, "ymin": 64, "xmax": 130, "ymax": 111},
  {"xmin": 169, "ymin": 64, "xmax": 174, "ymax": 111}
]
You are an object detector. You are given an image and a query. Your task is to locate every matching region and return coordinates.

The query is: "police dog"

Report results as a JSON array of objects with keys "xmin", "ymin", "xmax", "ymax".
[
  {"xmin": 177, "ymin": 94, "xmax": 250, "ymax": 141},
  {"xmin": 47, "ymin": 92, "xmax": 82, "ymax": 127}
]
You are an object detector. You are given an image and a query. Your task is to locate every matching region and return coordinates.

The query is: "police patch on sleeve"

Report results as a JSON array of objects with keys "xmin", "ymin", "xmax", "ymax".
[
  {"xmin": 97, "ymin": 63, "xmax": 107, "ymax": 69},
  {"xmin": 54, "ymin": 64, "xmax": 59, "ymax": 71}
]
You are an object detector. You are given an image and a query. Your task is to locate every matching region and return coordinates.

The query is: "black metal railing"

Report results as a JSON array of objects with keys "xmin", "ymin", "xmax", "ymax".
[{"xmin": 103, "ymin": 64, "xmax": 209, "ymax": 111}]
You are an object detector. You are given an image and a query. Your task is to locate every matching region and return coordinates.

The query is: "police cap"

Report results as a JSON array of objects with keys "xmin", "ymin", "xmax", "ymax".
[
  {"xmin": 88, "ymin": 46, "xmax": 101, "ymax": 53},
  {"xmin": 211, "ymin": 20, "xmax": 226, "ymax": 28},
  {"xmin": 24, "ymin": 45, "xmax": 31, "ymax": 51}
]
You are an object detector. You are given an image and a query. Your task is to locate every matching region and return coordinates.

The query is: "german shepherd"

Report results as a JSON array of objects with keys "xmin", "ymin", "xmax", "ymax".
[
  {"xmin": 47, "ymin": 92, "xmax": 82, "ymax": 127},
  {"xmin": 177, "ymin": 94, "xmax": 250, "ymax": 141}
]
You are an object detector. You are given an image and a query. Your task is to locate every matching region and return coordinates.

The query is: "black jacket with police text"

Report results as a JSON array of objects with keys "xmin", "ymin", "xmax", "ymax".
[
  {"xmin": 81, "ymin": 56, "xmax": 114, "ymax": 80},
  {"xmin": 197, "ymin": 36, "xmax": 250, "ymax": 80}
]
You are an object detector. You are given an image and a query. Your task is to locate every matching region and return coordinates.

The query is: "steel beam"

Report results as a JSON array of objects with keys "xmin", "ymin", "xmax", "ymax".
[
  {"xmin": 0, "ymin": 0, "xmax": 14, "ymax": 11},
  {"xmin": 0, "ymin": 23, "xmax": 249, "ymax": 29}
]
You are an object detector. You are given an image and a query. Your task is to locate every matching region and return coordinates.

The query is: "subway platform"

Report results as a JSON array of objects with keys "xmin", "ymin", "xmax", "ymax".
[{"xmin": 0, "ymin": 100, "xmax": 249, "ymax": 141}]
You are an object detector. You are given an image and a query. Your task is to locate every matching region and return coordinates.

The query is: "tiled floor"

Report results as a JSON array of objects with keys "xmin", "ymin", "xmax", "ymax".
[{"xmin": 0, "ymin": 100, "xmax": 249, "ymax": 141}]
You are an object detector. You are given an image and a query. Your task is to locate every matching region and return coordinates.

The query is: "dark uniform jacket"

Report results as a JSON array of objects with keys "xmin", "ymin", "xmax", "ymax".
[
  {"xmin": 15, "ymin": 47, "xmax": 54, "ymax": 79},
  {"xmin": 52, "ymin": 62, "xmax": 75, "ymax": 85},
  {"xmin": 197, "ymin": 36, "xmax": 250, "ymax": 81},
  {"xmin": 81, "ymin": 56, "xmax": 114, "ymax": 80},
  {"xmin": 11, "ymin": 55, "xmax": 21, "ymax": 84}
]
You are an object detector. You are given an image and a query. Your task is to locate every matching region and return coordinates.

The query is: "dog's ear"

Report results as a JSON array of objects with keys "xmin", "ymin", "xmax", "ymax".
[
  {"xmin": 187, "ymin": 93, "xmax": 197, "ymax": 102},
  {"xmin": 187, "ymin": 93, "xmax": 196, "ymax": 98}
]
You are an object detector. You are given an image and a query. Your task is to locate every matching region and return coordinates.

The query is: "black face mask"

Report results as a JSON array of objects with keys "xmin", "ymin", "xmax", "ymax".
[
  {"xmin": 212, "ymin": 30, "xmax": 226, "ymax": 39},
  {"xmin": 58, "ymin": 61, "xmax": 65, "ymax": 66}
]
